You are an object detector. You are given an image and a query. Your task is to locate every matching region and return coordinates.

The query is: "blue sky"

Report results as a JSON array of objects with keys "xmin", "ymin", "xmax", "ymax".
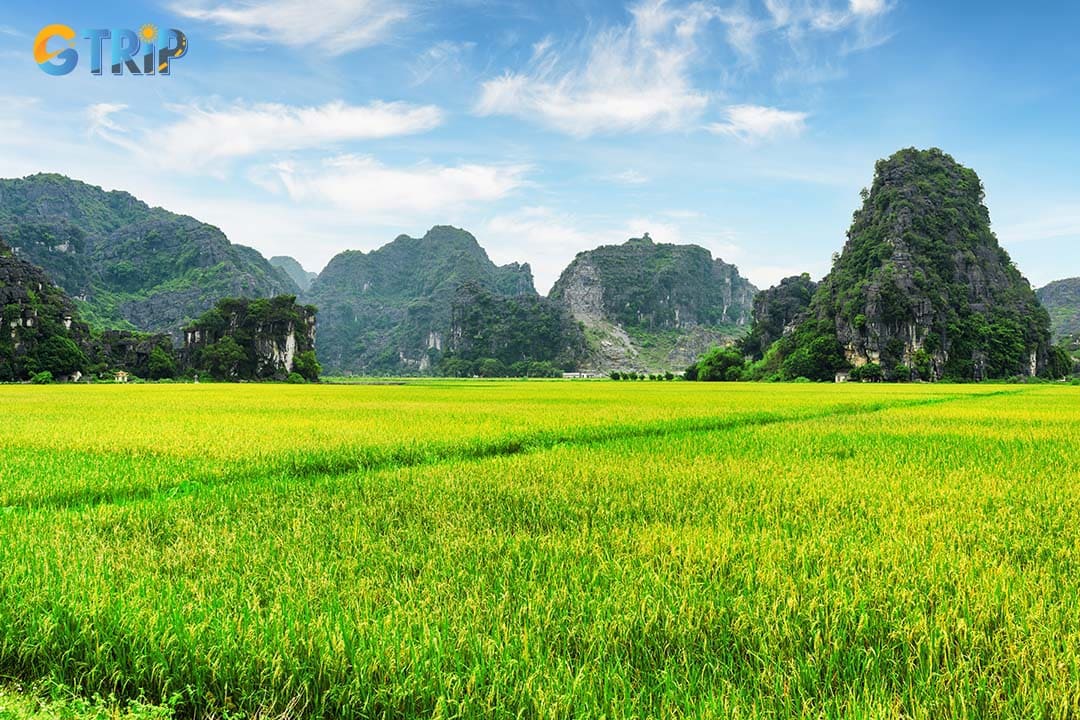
[{"xmin": 1, "ymin": 0, "xmax": 1078, "ymax": 293}]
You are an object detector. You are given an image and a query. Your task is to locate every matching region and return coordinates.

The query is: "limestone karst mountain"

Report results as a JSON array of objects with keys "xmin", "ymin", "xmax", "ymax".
[
  {"xmin": 548, "ymin": 235, "xmax": 757, "ymax": 371},
  {"xmin": 1037, "ymin": 278, "xmax": 1080, "ymax": 342},
  {"xmin": 762, "ymin": 148, "xmax": 1050, "ymax": 381},
  {"xmin": 0, "ymin": 174, "xmax": 298, "ymax": 337},
  {"xmin": 306, "ymin": 226, "xmax": 536, "ymax": 374},
  {"xmin": 270, "ymin": 256, "xmax": 318, "ymax": 293}
]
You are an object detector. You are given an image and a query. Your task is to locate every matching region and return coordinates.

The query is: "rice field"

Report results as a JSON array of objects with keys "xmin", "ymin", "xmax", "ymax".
[{"xmin": 2, "ymin": 381, "xmax": 1080, "ymax": 719}]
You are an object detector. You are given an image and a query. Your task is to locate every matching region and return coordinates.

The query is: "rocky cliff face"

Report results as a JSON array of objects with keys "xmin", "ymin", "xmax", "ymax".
[
  {"xmin": 306, "ymin": 226, "xmax": 535, "ymax": 374},
  {"xmin": 183, "ymin": 296, "xmax": 317, "ymax": 380},
  {"xmin": 0, "ymin": 174, "xmax": 298, "ymax": 337},
  {"xmin": 1037, "ymin": 278, "xmax": 1080, "ymax": 342},
  {"xmin": 783, "ymin": 148, "xmax": 1050, "ymax": 381},
  {"xmin": 549, "ymin": 235, "xmax": 757, "ymax": 371},
  {"xmin": 0, "ymin": 237, "xmax": 90, "ymax": 380},
  {"xmin": 742, "ymin": 274, "xmax": 818, "ymax": 360},
  {"xmin": 446, "ymin": 281, "xmax": 588, "ymax": 371}
]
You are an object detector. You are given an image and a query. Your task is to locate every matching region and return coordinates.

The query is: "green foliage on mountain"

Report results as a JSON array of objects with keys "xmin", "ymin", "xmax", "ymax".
[
  {"xmin": 742, "ymin": 273, "xmax": 818, "ymax": 360},
  {"xmin": 307, "ymin": 226, "xmax": 536, "ymax": 375},
  {"xmin": 0, "ymin": 237, "xmax": 90, "ymax": 381},
  {"xmin": 1037, "ymin": 278, "xmax": 1080, "ymax": 342},
  {"xmin": 439, "ymin": 281, "xmax": 588, "ymax": 377},
  {"xmin": 184, "ymin": 296, "xmax": 318, "ymax": 381},
  {"xmin": 550, "ymin": 234, "xmax": 756, "ymax": 329},
  {"xmin": 0, "ymin": 174, "xmax": 298, "ymax": 336},
  {"xmin": 270, "ymin": 256, "xmax": 318, "ymax": 293},
  {"xmin": 548, "ymin": 235, "xmax": 756, "ymax": 372},
  {"xmin": 753, "ymin": 148, "xmax": 1050, "ymax": 382}
]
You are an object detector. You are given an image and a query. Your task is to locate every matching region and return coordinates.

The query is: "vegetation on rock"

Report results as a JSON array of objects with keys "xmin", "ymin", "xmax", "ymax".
[
  {"xmin": 549, "ymin": 235, "xmax": 756, "ymax": 372},
  {"xmin": 0, "ymin": 237, "xmax": 90, "ymax": 381},
  {"xmin": 306, "ymin": 226, "xmax": 535, "ymax": 375},
  {"xmin": 0, "ymin": 174, "xmax": 298, "ymax": 337},
  {"xmin": 691, "ymin": 148, "xmax": 1054, "ymax": 383},
  {"xmin": 270, "ymin": 256, "xmax": 318, "ymax": 293},
  {"xmin": 184, "ymin": 296, "xmax": 318, "ymax": 381},
  {"xmin": 742, "ymin": 273, "xmax": 817, "ymax": 360},
  {"xmin": 439, "ymin": 281, "xmax": 588, "ymax": 377},
  {"xmin": 1037, "ymin": 278, "xmax": 1080, "ymax": 342}
]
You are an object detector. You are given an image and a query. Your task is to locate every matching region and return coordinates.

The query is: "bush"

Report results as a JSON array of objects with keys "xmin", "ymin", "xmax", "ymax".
[
  {"xmin": 285, "ymin": 372, "xmax": 307, "ymax": 384},
  {"xmin": 31, "ymin": 371, "xmax": 53, "ymax": 384},
  {"xmin": 609, "ymin": 371, "xmax": 621, "ymax": 381},
  {"xmin": 147, "ymin": 346, "xmax": 177, "ymax": 380},
  {"xmin": 293, "ymin": 350, "xmax": 321, "ymax": 382},
  {"xmin": 694, "ymin": 347, "xmax": 745, "ymax": 382},
  {"xmin": 34, "ymin": 336, "xmax": 87, "ymax": 377}
]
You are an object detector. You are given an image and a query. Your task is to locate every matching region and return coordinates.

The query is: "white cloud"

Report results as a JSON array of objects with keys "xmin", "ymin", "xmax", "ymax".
[
  {"xmin": 475, "ymin": 0, "xmax": 712, "ymax": 137},
  {"xmin": 270, "ymin": 155, "xmax": 529, "ymax": 218},
  {"xmin": 483, "ymin": 207, "xmax": 596, "ymax": 292},
  {"xmin": 608, "ymin": 170, "xmax": 649, "ymax": 185},
  {"xmin": 0, "ymin": 25, "xmax": 24, "ymax": 37},
  {"xmin": 762, "ymin": 0, "xmax": 894, "ymax": 51},
  {"xmin": 92, "ymin": 100, "xmax": 442, "ymax": 170},
  {"xmin": 482, "ymin": 206, "xmax": 747, "ymax": 293},
  {"xmin": 410, "ymin": 41, "xmax": 476, "ymax": 86},
  {"xmin": 173, "ymin": 0, "xmax": 410, "ymax": 54},
  {"xmin": 707, "ymin": 104, "xmax": 808, "ymax": 142},
  {"xmin": 850, "ymin": 0, "xmax": 887, "ymax": 16},
  {"xmin": 997, "ymin": 208, "xmax": 1080, "ymax": 245}
]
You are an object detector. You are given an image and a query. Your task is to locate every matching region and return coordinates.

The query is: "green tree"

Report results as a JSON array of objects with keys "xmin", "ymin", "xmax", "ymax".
[
  {"xmin": 147, "ymin": 346, "xmax": 177, "ymax": 380},
  {"xmin": 859, "ymin": 363, "xmax": 884, "ymax": 382},
  {"xmin": 293, "ymin": 350, "xmax": 321, "ymax": 382},
  {"xmin": 694, "ymin": 347, "xmax": 745, "ymax": 382},
  {"xmin": 201, "ymin": 336, "xmax": 246, "ymax": 380},
  {"xmin": 475, "ymin": 358, "xmax": 506, "ymax": 377},
  {"xmin": 34, "ymin": 336, "xmax": 87, "ymax": 377},
  {"xmin": 1046, "ymin": 345, "xmax": 1075, "ymax": 379}
]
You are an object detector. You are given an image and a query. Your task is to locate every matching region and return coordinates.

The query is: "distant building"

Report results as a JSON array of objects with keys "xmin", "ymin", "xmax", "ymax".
[
  {"xmin": 835, "ymin": 371, "xmax": 851, "ymax": 383},
  {"xmin": 114, "ymin": 371, "xmax": 130, "ymax": 383}
]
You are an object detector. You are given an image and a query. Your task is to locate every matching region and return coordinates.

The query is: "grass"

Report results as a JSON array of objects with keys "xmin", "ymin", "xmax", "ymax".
[{"xmin": 1, "ymin": 381, "xmax": 1079, "ymax": 718}]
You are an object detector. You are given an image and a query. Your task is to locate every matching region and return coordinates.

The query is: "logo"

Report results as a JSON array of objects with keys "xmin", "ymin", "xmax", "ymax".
[{"xmin": 34, "ymin": 24, "xmax": 188, "ymax": 76}]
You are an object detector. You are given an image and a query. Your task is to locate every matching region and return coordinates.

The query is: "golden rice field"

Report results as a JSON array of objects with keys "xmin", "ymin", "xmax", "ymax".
[{"xmin": 2, "ymin": 381, "xmax": 1080, "ymax": 719}]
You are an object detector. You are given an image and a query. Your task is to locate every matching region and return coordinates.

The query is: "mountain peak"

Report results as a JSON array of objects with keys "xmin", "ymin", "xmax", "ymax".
[{"xmin": 765, "ymin": 147, "xmax": 1049, "ymax": 381}]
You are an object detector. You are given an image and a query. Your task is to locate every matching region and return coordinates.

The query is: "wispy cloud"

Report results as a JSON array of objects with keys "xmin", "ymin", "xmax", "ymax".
[
  {"xmin": 411, "ymin": 41, "xmax": 476, "ymax": 86},
  {"xmin": 997, "ymin": 208, "xmax": 1080, "ymax": 245},
  {"xmin": 173, "ymin": 0, "xmax": 411, "ymax": 54},
  {"xmin": 707, "ymin": 104, "xmax": 808, "ymax": 142},
  {"xmin": 91, "ymin": 100, "xmax": 442, "ymax": 169},
  {"xmin": 764, "ymin": 0, "xmax": 896, "ymax": 53},
  {"xmin": 608, "ymin": 169, "xmax": 649, "ymax": 185},
  {"xmin": 475, "ymin": 0, "xmax": 713, "ymax": 137},
  {"xmin": 269, "ymin": 155, "xmax": 529, "ymax": 217},
  {"xmin": 0, "ymin": 25, "xmax": 24, "ymax": 38}
]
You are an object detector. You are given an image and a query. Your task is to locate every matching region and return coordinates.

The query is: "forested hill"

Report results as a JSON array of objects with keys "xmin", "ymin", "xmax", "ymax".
[
  {"xmin": 1037, "ymin": 278, "xmax": 1080, "ymax": 342},
  {"xmin": 270, "ymin": 256, "xmax": 318, "ymax": 293},
  {"xmin": 0, "ymin": 174, "xmax": 298, "ymax": 336},
  {"xmin": 548, "ymin": 235, "xmax": 757, "ymax": 371},
  {"xmin": 305, "ymin": 226, "xmax": 537, "ymax": 374},
  {"xmin": 757, "ymin": 148, "xmax": 1050, "ymax": 382}
]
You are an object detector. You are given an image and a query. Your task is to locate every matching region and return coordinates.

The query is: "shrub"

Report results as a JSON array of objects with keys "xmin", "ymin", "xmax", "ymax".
[
  {"xmin": 285, "ymin": 373, "xmax": 306, "ymax": 384},
  {"xmin": 147, "ymin": 346, "xmax": 177, "ymax": 380},
  {"xmin": 293, "ymin": 350, "xmax": 322, "ymax": 382},
  {"xmin": 31, "ymin": 371, "xmax": 53, "ymax": 384}
]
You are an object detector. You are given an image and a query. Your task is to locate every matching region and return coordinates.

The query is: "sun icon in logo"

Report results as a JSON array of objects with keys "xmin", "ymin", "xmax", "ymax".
[{"xmin": 139, "ymin": 23, "xmax": 159, "ymax": 45}]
